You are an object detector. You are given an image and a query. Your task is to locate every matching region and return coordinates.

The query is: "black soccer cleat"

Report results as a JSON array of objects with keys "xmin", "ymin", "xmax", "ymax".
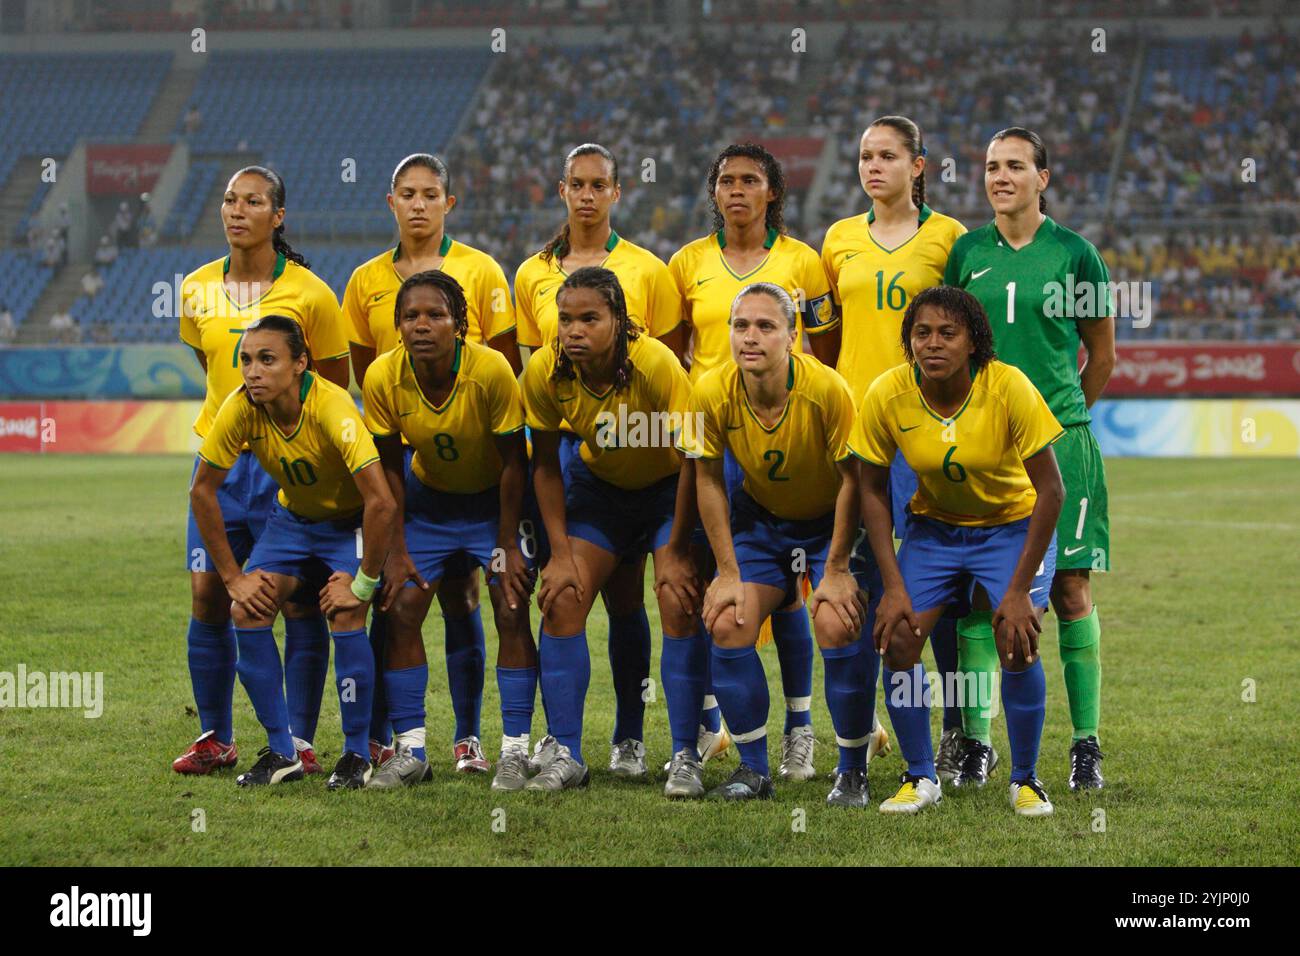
[
  {"xmin": 826, "ymin": 767, "xmax": 870, "ymax": 808},
  {"xmin": 235, "ymin": 747, "xmax": 304, "ymax": 788},
  {"xmin": 327, "ymin": 750, "xmax": 374, "ymax": 790},
  {"xmin": 706, "ymin": 764, "xmax": 775, "ymax": 802},
  {"xmin": 1068, "ymin": 736, "xmax": 1104, "ymax": 791},
  {"xmin": 952, "ymin": 738, "xmax": 999, "ymax": 788}
]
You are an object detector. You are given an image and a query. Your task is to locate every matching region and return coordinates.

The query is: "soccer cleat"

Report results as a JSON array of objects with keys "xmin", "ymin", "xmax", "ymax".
[
  {"xmin": 234, "ymin": 747, "xmax": 303, "ymax": 787},
  {"xmin": 879, "ymin": 773, "xmax": 942, "ymax": 814},
  {"xmin": 454, "ymin": 736, "xmax": 491, "ymax": 774},
  {"xmin": 528, "ymin": 734, "xmax": 560, "ymax": 775},
  {"xmin": 1010, "ymin": 777, "xmax": 1054, "ymax": 816},
  {"xmin": 706, "ymin": 764, "xmax": 775, "ymax": 801},
  {"xmin": 173, "ymin": 730, "xmax": 238, "ymax": 775},
  {"xmin": 778, "ymin": 725, "xmax": 816, "ymax": 781},
  {"xmin": 296, "ymin": 747, "xmax": 322, "ymax": 776},
  {"xmin": 826, "ymin": 767, "xmax": 871, "ymax": 808},
  {"xmin": 608, "ymin": 738, "xmax": 647, "ymax": 778},
  {"xmin": 1068, "ymin": 736, "xmax": 1104, "ymax": 791},
  {"xmin": 663, "ymin": 749, "xmax": 705, "ymax": 799},
  {"xmin": 369, "ymin": 738, "xmax": 395, "ymax": 769},
  {"xmin": 524, "ymin": 745, "xmax": 590, "ymax": 792},
  {"xmin": 327, "ymin": 751, "xmax": 373, "ymax": 790},
  {"xmin": 952, "ymin": 738, "xmax": 999, "ymax": 788},
  {"xmin": 866, "ymin": 714, "xmax": 891, "ymax": 763},
  {"xmin": 935, "ymin": 728, "xmax": 965, "ymax": 783},
  {"xmin": 699, "ymin": 723, "xmax": 731, "ymax": 763},
  {"xmin": 491, "ymin": 748, "xmax": 532, "ymax": 792},
  {"xmin": 365, "ymin": 751, "xmax": 429, "ymax": 789}
]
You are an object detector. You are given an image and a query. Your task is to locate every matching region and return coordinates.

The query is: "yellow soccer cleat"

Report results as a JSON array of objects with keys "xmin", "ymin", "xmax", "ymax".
[
  {"xmin": 1010, "ymin": 778, "xmax": 1054, "ymax": 817},
  {"xmin": 867, "ymin": 714, "xmax": 892, "ymax": 763},
  {"xmin": 879, "ymin": 773, "xmax": 942, "ymax": 814}
]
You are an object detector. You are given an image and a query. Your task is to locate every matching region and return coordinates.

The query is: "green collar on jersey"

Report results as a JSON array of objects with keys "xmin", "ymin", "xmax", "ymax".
[
  {"xmin": 393, "ymin": 234, "xmax": 453, "ymax": 261},
  {"xmin": 716, "ymin": 226, "xmax": 779, "ymax": 250},
  {"xmin": 867, "ymin": 203, "xmax": 932, "ymax": 226},
  {"xmin": 912, "ymin": 361, "xmax": 977, "ymax": 423},
  {"xmin": 223, "ymin": 252, "xmax": 286, "ymax": 279},
  {"xmin": 554, "ymin": 230, "xmax": 619, "ymax": 258},
  {"xmin": 298, "ymin": 370, "xmax": 315, "ymax": 403}
]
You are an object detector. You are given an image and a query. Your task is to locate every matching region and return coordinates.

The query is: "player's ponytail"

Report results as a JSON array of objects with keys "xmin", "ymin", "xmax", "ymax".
[
  {"xmin": 232, "ymin": 164, "xmax": 311, "ymax": 269},
  {"xmin": 990, "ymin": 127, "xmax": 1050, "ymax": 213},
  {"xmin": 244, "ymin": 314, "xmax": 315, "ymax": 371},
  {"xmin": 541, "ymin": 143, "xmax": 620, "ymax": 263},
  {"xmin": 868, "ymin": 116, "xmax": 926, "ymax": 211},
  {"xmin": 551, "ymin": 266, "xmax": 639, "ymax": 392}
]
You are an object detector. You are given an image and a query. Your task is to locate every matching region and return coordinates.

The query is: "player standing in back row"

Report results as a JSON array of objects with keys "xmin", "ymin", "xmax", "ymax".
[{"xmin": 944, "ymin": 127, "xmax": 1115, "ymax": 790}]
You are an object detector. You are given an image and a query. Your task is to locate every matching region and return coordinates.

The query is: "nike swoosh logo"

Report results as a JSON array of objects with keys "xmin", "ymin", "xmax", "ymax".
[
  {"xmin": 899, "ymin": 424, "xmax": 921, "ymax": 432},
  {"xmin": 696, "ymin": 277, "xmax": 714, "ymax": 286},
  {"xmin": 1063, "ymin": 545, "xmax": 1085, "ymax": 556},
  {"xmin": 972, "ymin": 267, "xmax": 992, "ymax": 280},
  {"xmin": 725, "ymin": 423, "xmax": 744, "ymax": 430},
  {"xmin": 557, "ymin": 395, "xmax": 576, "ymax": 403},
  {"xmin": 1030, "ymin": 586, "xmax": 1046, "ymax": 594},
  {"xmin": 372, "ymin": 291, "xmax": 390, "ymax": 302},
  {"xmin": 399, "ymin": 411, "xmax": 413, "ymax": 418},
  {"xmin": 844, "ymin": 252, "xmax": 861, "ymax": 262},
  {"xmin": 539, "ymin": 286, "xmax": 558, "ymax": 299},
  {"xmin": 249, "ymin": 435, "xmax": 265, "ymax": 442}
]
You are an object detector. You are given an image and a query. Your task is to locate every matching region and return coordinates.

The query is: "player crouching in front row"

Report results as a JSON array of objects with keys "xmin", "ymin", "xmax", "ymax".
[
  {"xmin": 692, "ymin": 283, "xmax": 878, "ymax": 805},
  {"xmin": 850, "ymin": 286, "xmax": 1064, "ymax": 816},
  {"xmin": 190, "ymin": 315, "xmax": 398, "ymax": 789}
]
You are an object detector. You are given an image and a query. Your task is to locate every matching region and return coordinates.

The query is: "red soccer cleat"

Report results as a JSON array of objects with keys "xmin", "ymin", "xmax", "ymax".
[
  {"xmin": 173, "ymin": 730, "xmax": 238, "ymax": 775},
  {"xmin": 453, "ymin": 736, "xmax": 491, "ymax": 774},
  {"xmin": 297, "ymin": 747, "xmax": 322, "ymax": 775},
  {"xmin": 369, "ymin": 739, "xmax": 395, "ymax": 769}
]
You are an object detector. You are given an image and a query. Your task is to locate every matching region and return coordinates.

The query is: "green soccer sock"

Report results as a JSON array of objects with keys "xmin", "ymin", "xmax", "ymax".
[
  {"xmin": 956, "ymin": 611, "xmax": 999, "ymax": 745},
  {"xmin": 1058, "ymin": 606, "xmax": 1101, "ymax": 742}
]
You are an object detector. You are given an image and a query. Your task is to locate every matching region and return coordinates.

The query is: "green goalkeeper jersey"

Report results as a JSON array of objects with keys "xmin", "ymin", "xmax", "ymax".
[{"xmin": 944, "ymin": 216, "xmax": 1112, "ymax": 427}]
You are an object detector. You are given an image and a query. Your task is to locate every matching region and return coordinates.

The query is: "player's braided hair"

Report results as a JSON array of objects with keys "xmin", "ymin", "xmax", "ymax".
[
  {"xmin": 394, "ymin": 270, "xmax": 470, "ymax": 341},
  {"xmin": 550, "ymin": 266, "xmax": 639, "ymax": 392},
  {"xmin": 868, "ymin": 115, "xmax": 926, "ymax": 210},
  {"xmin": 242, "ymin": 314, "xmax": 314, "ymax": 371},
  {"xmin": 707, "ymin": 143, "xmax": 787, "ymax": 235},
  {"xmin": 990, "ymin": 127, "xmax": 1050, "ymax": 213},
  {"xmin": 230, "ymin": 165, "xmax": 310, "ymax": 269},
  {"xmin": 391, "ymin": 152, "xmax": 450, "ymax": 194},
  {"xmin": 900, "ymin": 286, "xmax": 997, "ymax": 375},
  {"xmin": 540, "ymin": 144, "xmax": 620, "ymax": 264}
]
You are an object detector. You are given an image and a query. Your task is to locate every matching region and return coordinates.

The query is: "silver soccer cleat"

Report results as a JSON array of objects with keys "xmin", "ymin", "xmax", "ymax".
[
  {"xmin": 524, "ymin": 745, "xmax": 590, "ymax": 792},
  {"xmin": 491, "ymin": 747, "xmax": 532, "ymax": 792},
  {"xmin": 365, "ymin": 750, "xmax": 428, "ymax": 789},
  {"xmin": 528, "ymin": 734, "xmax": 560, "ymax": 776},
  {"xmin": 608, "ymin": 738, "xmax": 647, "ymax": 778},
  {"xmin": 663, "ymin": 748, "xmax": 705, "ymax": 799},
  {"xmin": 778, "ymin": 725, "xmax": 816, "ymax": 781}
]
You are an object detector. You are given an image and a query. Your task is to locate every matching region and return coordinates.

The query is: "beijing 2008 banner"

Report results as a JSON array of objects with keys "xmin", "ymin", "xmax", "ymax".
[{"xmin": 1107, "ymin": 343, "xmax": 1300, "ymax": 397}]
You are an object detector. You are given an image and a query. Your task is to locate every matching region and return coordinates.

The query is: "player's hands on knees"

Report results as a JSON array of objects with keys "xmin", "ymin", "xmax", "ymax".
[
  {"xmin": 494, "ymin": 543, "xmax": 534, "ymax": 612},
  {"xmin": 653, "ymin": 545, "xmax": 701, "ymax": 619},
  {"xmin": 228, "ymin": 570, "xmax": 277, "ymax": 619},
  {"xmin": 703, "ymin": 572, "xmax": 745, "ymax": 633},
  {"xmin": 320, "ymin": 571, "xmax": 365, "ymax": 618},
  {"xmin": 538, "ymin": 554, "xmax": 583, "ymax": 618},
  {"xmin": 809, "ymin": 570, "xmax": 866, "ymax": 635},
  {"xmin": 993, "ymin": 591, "xmax": 1041, "ymax": 664},
  {"xmin": 873, "ymin": 586, "xmax": 919, "ymax": 654},
  {"xmin": 380, "ymin": 550, "xmax": 427, "ymax": 612}
]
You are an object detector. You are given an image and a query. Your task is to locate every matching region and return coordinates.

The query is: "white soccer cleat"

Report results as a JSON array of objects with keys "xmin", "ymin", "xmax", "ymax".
[
  {"xmin": 1010, "ymin": 778, "xmax": 1054, "ymax": 817},
  {"xmin": 879, "ymin": 774, "xmax": 942, "ymax": 814},
  {"xmin": 778, "ymin": 725, "xmax": 816, "ymax": 781}
]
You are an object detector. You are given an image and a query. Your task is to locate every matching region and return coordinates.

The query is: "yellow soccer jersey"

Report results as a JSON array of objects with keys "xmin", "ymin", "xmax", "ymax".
[
  {"xmin": 669, "ymin": 229, "xmax": 837, "ymax": 383},
  {"xmin": 179, "ymin": 255, "xmax": 350, "ymax": 438},
  {"xmin": 849, "ymin": 361, "xmax": 1063, "ymax": 528},
  {"xmin": 513, "ymin": 232, "xmax": 682, "ymax": 348},
  {"xmin": 342, "ymin": 236, "xmax": 515, "ymax": 354},
  {"xmin": 687, "ymin": 352, "xmax": 855, "ymax": 521},
  {"xmin": 362, "ymin": 339, "xmax": 524, "ymax": 495},
  {"xmin": 199, "ymin": 372, "xmax": 380, "ymax": 521},
  {"xmin": 522, "ymin": 334, "xmax": 690, "ymax": 490},
  {"xmin": 822, "ymin": 205, "xmax": 966, "ymax": 405}
]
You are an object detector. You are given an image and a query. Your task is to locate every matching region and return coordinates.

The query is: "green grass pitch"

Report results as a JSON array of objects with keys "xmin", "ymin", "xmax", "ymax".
[{"xmin": 1, "ymin": 453, "xmax": 1296, "ymax": 866}]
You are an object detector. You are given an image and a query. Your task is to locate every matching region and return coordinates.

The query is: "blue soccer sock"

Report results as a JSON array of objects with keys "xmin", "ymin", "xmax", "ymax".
[
  {"xmin": 234, "ymin": 625, "xmax": 292, "ymax": 757},
  {"xmin": 660, "ymin": 624, "xmax": 708, "ymax": 757},
  {"xmin": 772, "ymin": 606, "xmax": 814, "ymax": 732},
  {"xmin": 607, "ymin": 608, "xmax": 651, "ymax": 743},
  {"xmin": 701, "ymin": 641, "xmax": 722, "ymax": 734},
  {"xmin": 497, "ymin": 666, "xmax": 538, "ymax": 742},
  {"xmin": 710, "ymin": 644, "xmax": 770, "ymax": 777},
  {"xmin": 538, "ymin": 628, "xmax": 590, "ymax": 765},
  {"xmin": 187, "ymin": 617, "xmax": 236, "ymax": 744},
  {"xmin": 445, "ymin": 610, "xmax": 486, "ymax": 741},
  {"xmin": 821, "ymin": 641, "xmax": 873, "ymax": 772},
  {"xmin": 284, "ymin": 614, "xmax": 330, "ymax": 748},
  {"xmin": 1001, "ymin": 659, "xmax": 1047, "ymax": 782},
  {"xmin": 931, "ymin": 616, "xmax": 962, "ymax": 733},
  {"xmin": 883, "ymin": 663, "xmax": 935, "ymax": 780},
  {"xmin": 384, "ymin": 664, "xmax": 428, "ymax": 762},
  {"xmin": 331, "ymin": 628, "xmax": 375, "ymax": 758},
  {"xmin": 367, "ymin": 610, "xmax": 392, "ymax": 747}
]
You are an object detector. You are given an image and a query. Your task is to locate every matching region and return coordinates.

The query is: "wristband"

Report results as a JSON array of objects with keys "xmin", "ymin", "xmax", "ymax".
[{"xmin": 350, "ymin": 568, "xmax": 380, "ymax": 602}]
